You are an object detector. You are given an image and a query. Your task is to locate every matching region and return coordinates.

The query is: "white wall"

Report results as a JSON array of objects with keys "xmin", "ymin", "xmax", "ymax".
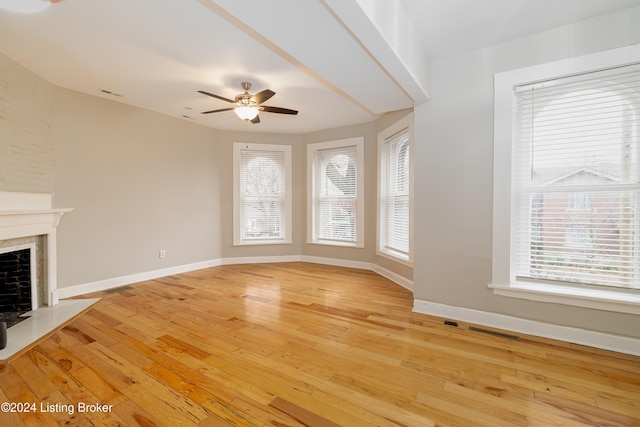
[{"xmin": 413, "ymin": 7, "xmax": 640, "ymax": 338}]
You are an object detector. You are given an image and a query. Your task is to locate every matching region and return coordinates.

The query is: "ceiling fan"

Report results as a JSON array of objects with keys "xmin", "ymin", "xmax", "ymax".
[{"xmin": 198, "ymin": 82, "xmax": 298, "ymax": 124}]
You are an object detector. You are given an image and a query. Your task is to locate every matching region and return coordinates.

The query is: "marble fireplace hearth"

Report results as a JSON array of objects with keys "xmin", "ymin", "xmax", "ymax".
[
  {"xmin": 0, "ymin": 191, "xmax": 99, "ymax": 360},
  {"xmin": 0, "ymin": 298, "xmax": 100, "ymax": 359}
]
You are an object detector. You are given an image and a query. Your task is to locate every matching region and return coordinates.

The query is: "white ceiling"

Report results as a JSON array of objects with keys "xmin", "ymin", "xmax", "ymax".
[
  {"xmin": 0, "ymin": 0, "xmax": 638, "ymax": 134},
  {"xmin": 401, "ymin": 0, "xmax": 640, "ymax": 59}
]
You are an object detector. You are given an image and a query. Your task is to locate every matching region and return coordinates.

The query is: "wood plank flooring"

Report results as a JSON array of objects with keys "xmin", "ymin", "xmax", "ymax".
[{"xmin": 1, "ymin": 262, "xmax": 639, "ymax": 426}]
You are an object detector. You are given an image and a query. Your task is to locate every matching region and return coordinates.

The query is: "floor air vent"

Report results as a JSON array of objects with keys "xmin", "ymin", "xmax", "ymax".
[{"xmin": 468, "ymin": 326, "xmax": 519, "ymax": 340}]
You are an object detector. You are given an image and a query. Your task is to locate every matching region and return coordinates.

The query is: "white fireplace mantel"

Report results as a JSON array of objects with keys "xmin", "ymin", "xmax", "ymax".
[{"xmin": 0, "ymin": 191, "xmax": 73, "ymax": 306}]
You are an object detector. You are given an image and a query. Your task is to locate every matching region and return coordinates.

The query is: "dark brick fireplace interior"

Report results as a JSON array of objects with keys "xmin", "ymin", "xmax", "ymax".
[{"xmin": 0, "ymin": 248, "xmax": 32, "ymax": 328}]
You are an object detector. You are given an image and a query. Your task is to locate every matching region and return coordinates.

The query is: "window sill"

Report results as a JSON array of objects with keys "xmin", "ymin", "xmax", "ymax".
[
  {"xmin": 234, "ymin": 240, "xmax": 291, "ymax": 246},
  {"xmin": 488, "ymin": 282, "xmax": 640, "ymax": 315},
  {"xmin": 307, "ymin": 240, "xmax": 363, "ymax": 248},
  {"xmin": 376, "ymin": 250, "xmax": 413, "ymax": 267}
]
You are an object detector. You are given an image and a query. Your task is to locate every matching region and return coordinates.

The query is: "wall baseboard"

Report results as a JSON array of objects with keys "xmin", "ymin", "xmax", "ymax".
[
  {"xmin": 413, "ymin": 299, "xmax": 640, "ymax": 356},
  {"xmin": 57, "ymin": 256, "xmax": 404, "ymax": 299},
  {"xmin": 57, "ymin": 259, "xmax": 222, "ymax": 299},
  {"xmin": 300, "ymin": 255, "xmax": 372, "ymax": 271},
  {"xmin": 221, "ymin": 255, "xmax": 301, "ymax": 265},
  {"xmin": 59, "ymin": 256, "xmax": 637, "ymax": 357},
  {"xmin": 371, "ymin": 264, "xmax": 413, "ymax": 291}
]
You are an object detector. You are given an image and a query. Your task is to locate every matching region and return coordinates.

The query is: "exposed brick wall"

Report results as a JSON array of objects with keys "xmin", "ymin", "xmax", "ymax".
[{"xmin": 0, "ymin": 53, "xmax": 55, "ymax": 193}]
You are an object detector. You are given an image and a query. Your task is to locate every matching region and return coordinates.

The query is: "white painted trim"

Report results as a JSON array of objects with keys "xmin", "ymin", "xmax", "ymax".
[
  {"xmin": 233, "ymin": 142, "xmax": 293, "ymax": 246},
  {"xmin": 307, "ymin": 137, "xmax": 365, "ymax": 248},
  {"xmin": 221, "ymin": 255, "xmax": 301, "ymax": 265},
  {"xmin": 57, "ymin": 259, "xmax": 222, "ymax": 299},
  {"xmin": 489, "ymin": 282, "xmax": 640, "ymax": 315},
  {"xmin": 372, "ymin": 264, "xmax": 413, "ymax": 291},
  {"xmin": 300, "ymin": 255, "xmax": 372, "ymax": 271},
  {"xmin": 377, "ymin": 113, "xmax": 414, "ymax": 264},
  {"xmin": 57, "ymin": 256, "xmax": 412, "ymax": 298},
  {"xmin": 492, "ymin": 44, "xmax": 640, "ymax": 314},
  {"xmin": 0, "ymin": 191, "xmax": 73, "ymax": 307},
  {"xmin": 413, "ymin": 299, "xmax": 640, "ymax": 357}
]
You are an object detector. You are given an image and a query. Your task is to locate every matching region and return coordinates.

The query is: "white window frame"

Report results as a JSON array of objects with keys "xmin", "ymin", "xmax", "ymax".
[
  {"xmin": 233, "ymin": 142, "xmax": 292, "ymax": 246},
  {"xmin": 377, "ymin": 113, "xmax": 414, "ymax": 265},
  {"xmin": 307, "ymin": 137, "xmax": 364, "ymax": 247},
  {"xmin": 490, "ymin": 44, "xmax": 640, "ymax": 315}
]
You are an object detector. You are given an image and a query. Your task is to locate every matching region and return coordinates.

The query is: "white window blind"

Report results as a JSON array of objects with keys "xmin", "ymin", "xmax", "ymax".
[
  {"xmin": 234, "ymin": 143, "xmax": 291, "ymax": 245},
  {"xmin": 314, "ymin": 145, "xmax": 358, "ymax": 243},
  {"xmin": 514, "ymin": 64, "xmax": 640, "ymax": 290},
  {"xmin": 380, "ymin": 129, "xmax": 411, "ymax": 259}
]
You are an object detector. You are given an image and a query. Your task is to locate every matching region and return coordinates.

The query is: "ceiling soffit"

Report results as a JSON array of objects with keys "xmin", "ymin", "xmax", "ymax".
[{"xmin": 205, "ymin": 0, "xmax": 426, "ymax": 115}]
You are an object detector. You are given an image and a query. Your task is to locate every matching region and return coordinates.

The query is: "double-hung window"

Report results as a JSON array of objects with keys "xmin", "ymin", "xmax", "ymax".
[
  {"xmin": 233, "ymin": 143, "xmax": 292, "ymax": 245},
  {"xmin": 307, "ymin": 137, "xmax": 364, "ymax": 247},
  {"xmin": 492, "ymin": 45, "xmax": 640, "ymax": 313},
  {"xmin": 378, "ymin": 114, "xmax": 413, "ymax": 263}
]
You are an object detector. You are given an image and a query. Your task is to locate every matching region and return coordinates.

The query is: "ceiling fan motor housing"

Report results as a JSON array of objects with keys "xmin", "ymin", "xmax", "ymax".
[{"xmin": 235, "ymin": 93, "xmax": 256, "ymax": 107}]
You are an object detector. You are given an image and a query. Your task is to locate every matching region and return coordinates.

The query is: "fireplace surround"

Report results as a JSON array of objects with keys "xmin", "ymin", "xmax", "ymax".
[
  {"xmin": 0, "ymin": 192, "xmax": 102, "ymax": 358},
  {"xmin": 0, "ymin": 191, "xmax": 73, "ymax": 308}
]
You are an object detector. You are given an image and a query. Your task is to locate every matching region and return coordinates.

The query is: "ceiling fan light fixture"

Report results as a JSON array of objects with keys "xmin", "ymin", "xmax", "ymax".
[
  {"xmin": 0, "ymin": 0, "xmax": 51, "ymax": 13},
  {"xmin": 234, "ymin": 106, "xmax": 259, "ymax": 121},
  {"xmin": 199, "ymin": 82, "xmax": 297, "ymax": 124}
]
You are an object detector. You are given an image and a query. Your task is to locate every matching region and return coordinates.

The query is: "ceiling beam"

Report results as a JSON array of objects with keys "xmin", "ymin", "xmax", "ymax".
[
  {"xmin": 205, "ymin": 0, "xmax": 417, "ymax": 115},
  {"xmin": 321, "ymin": 0, "xmax": 430, "ymax": 104}
]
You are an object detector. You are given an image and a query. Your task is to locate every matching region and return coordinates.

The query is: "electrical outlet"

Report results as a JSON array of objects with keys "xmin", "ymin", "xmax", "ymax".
[{"xmin": 159, "ymin": 250, "xmax": 166, "ymax": 259}]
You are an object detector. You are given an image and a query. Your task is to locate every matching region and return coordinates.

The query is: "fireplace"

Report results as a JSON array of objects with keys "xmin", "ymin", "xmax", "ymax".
[
  {"xmin": 0, "ymin": 245, "xmax": 36, "ymax": 311},
  {"xmin": 0, "ymin": 192, "xmax": 73, "ymax": 308},
  {"xmin": 0, "ymin": 193, "xmax": 98, "ymax": 358}
]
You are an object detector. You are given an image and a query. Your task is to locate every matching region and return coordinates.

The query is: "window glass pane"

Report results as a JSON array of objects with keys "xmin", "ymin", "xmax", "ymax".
[
  {"xmin": 380, "ymin": 132, "xmax": 410, "ymax": 257},
  {"xmin": 316, "ymin": 147, "xmax": 357, "ymax": 242},
  {"xmin": 514, "ymin": 65, "xmax": 640, "ymax": 290},
  {"xmin": 235, "ymin": 144, "xmax": 290, "ymax": 244},
  {"xmin": 240, "ymin": 152, "xmax": 284, "ymax": 239}
]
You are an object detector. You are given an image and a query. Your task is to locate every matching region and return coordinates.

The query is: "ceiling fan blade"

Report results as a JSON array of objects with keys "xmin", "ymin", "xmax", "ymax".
[
  {"xmin": 250, "ymin": 115, "xmax": 261, "ymax": 124},
  {"xmin": 260, "ymin": 106, "xmax": 298, "ymax": 115},
  {"xmin": 201, "ymin": 107, "xmax": 234, "ymax": 114},
  {"xmin": 251, "ymin": 89, "xmax": 275, "ymax": 105},
  {"xmin": 198, "ymin": 90, "xmax": 235, "ymax": 104}
]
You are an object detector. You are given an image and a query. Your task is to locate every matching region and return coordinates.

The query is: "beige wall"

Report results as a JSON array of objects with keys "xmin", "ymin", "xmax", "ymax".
[
  {"xmin": 301, "ymin": 121, "xmax": 377, "ymax": 264},
  {"xmin": 47, "ymin": 87, "xmax": 414, "ymax": 289},
  {"xmin": 52, "ymin": 88, "xmax": 222, "ymax": 287},
  {"xmin": 3, "ymin": 6, "xmax": 637, "ymax": 340},
  {"xmin": 214, "ymin": 114, "xmax": 414, "ymax": 281},
  {"xmin": 413, "ymin": 7, "xmax": 640, "ymax": 338}
]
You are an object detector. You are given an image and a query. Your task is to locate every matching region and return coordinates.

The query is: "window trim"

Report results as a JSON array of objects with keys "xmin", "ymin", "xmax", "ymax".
[
  {"xmin": 307, "ymin": 137, "xmax": 365, "ymax": 248},
  {"xmin": 377, "ymin": 113, "xmax": 414, "ymax": 266},
  {"xmin": 491, "ymin": 44, "xmax": 640, "ymax": 314},
  {"xmin": 233, "ymin": 142, "xmax": 292, "ymax": 246}
]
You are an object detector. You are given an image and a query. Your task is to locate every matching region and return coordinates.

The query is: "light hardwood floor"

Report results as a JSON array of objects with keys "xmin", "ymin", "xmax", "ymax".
[{"xmin": 1, "ymin": 262, "xmax": 639, "ymax": 426}]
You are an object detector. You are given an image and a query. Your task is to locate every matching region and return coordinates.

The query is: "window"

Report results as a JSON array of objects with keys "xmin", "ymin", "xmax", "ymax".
[
  {"xmin": 492, "ymin": 45, "xmax": 640, "ymax": 314},
  {"xmin": 233, "ymin": 143, "xmax": 292, "ymax": 245},
  {"xmin": 378, "ymin": 114, "xmax": 413, "ymax": 263},
  {"xmin": 307, "ymin": 137, "xmax": 364, "ymax": 247}
]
